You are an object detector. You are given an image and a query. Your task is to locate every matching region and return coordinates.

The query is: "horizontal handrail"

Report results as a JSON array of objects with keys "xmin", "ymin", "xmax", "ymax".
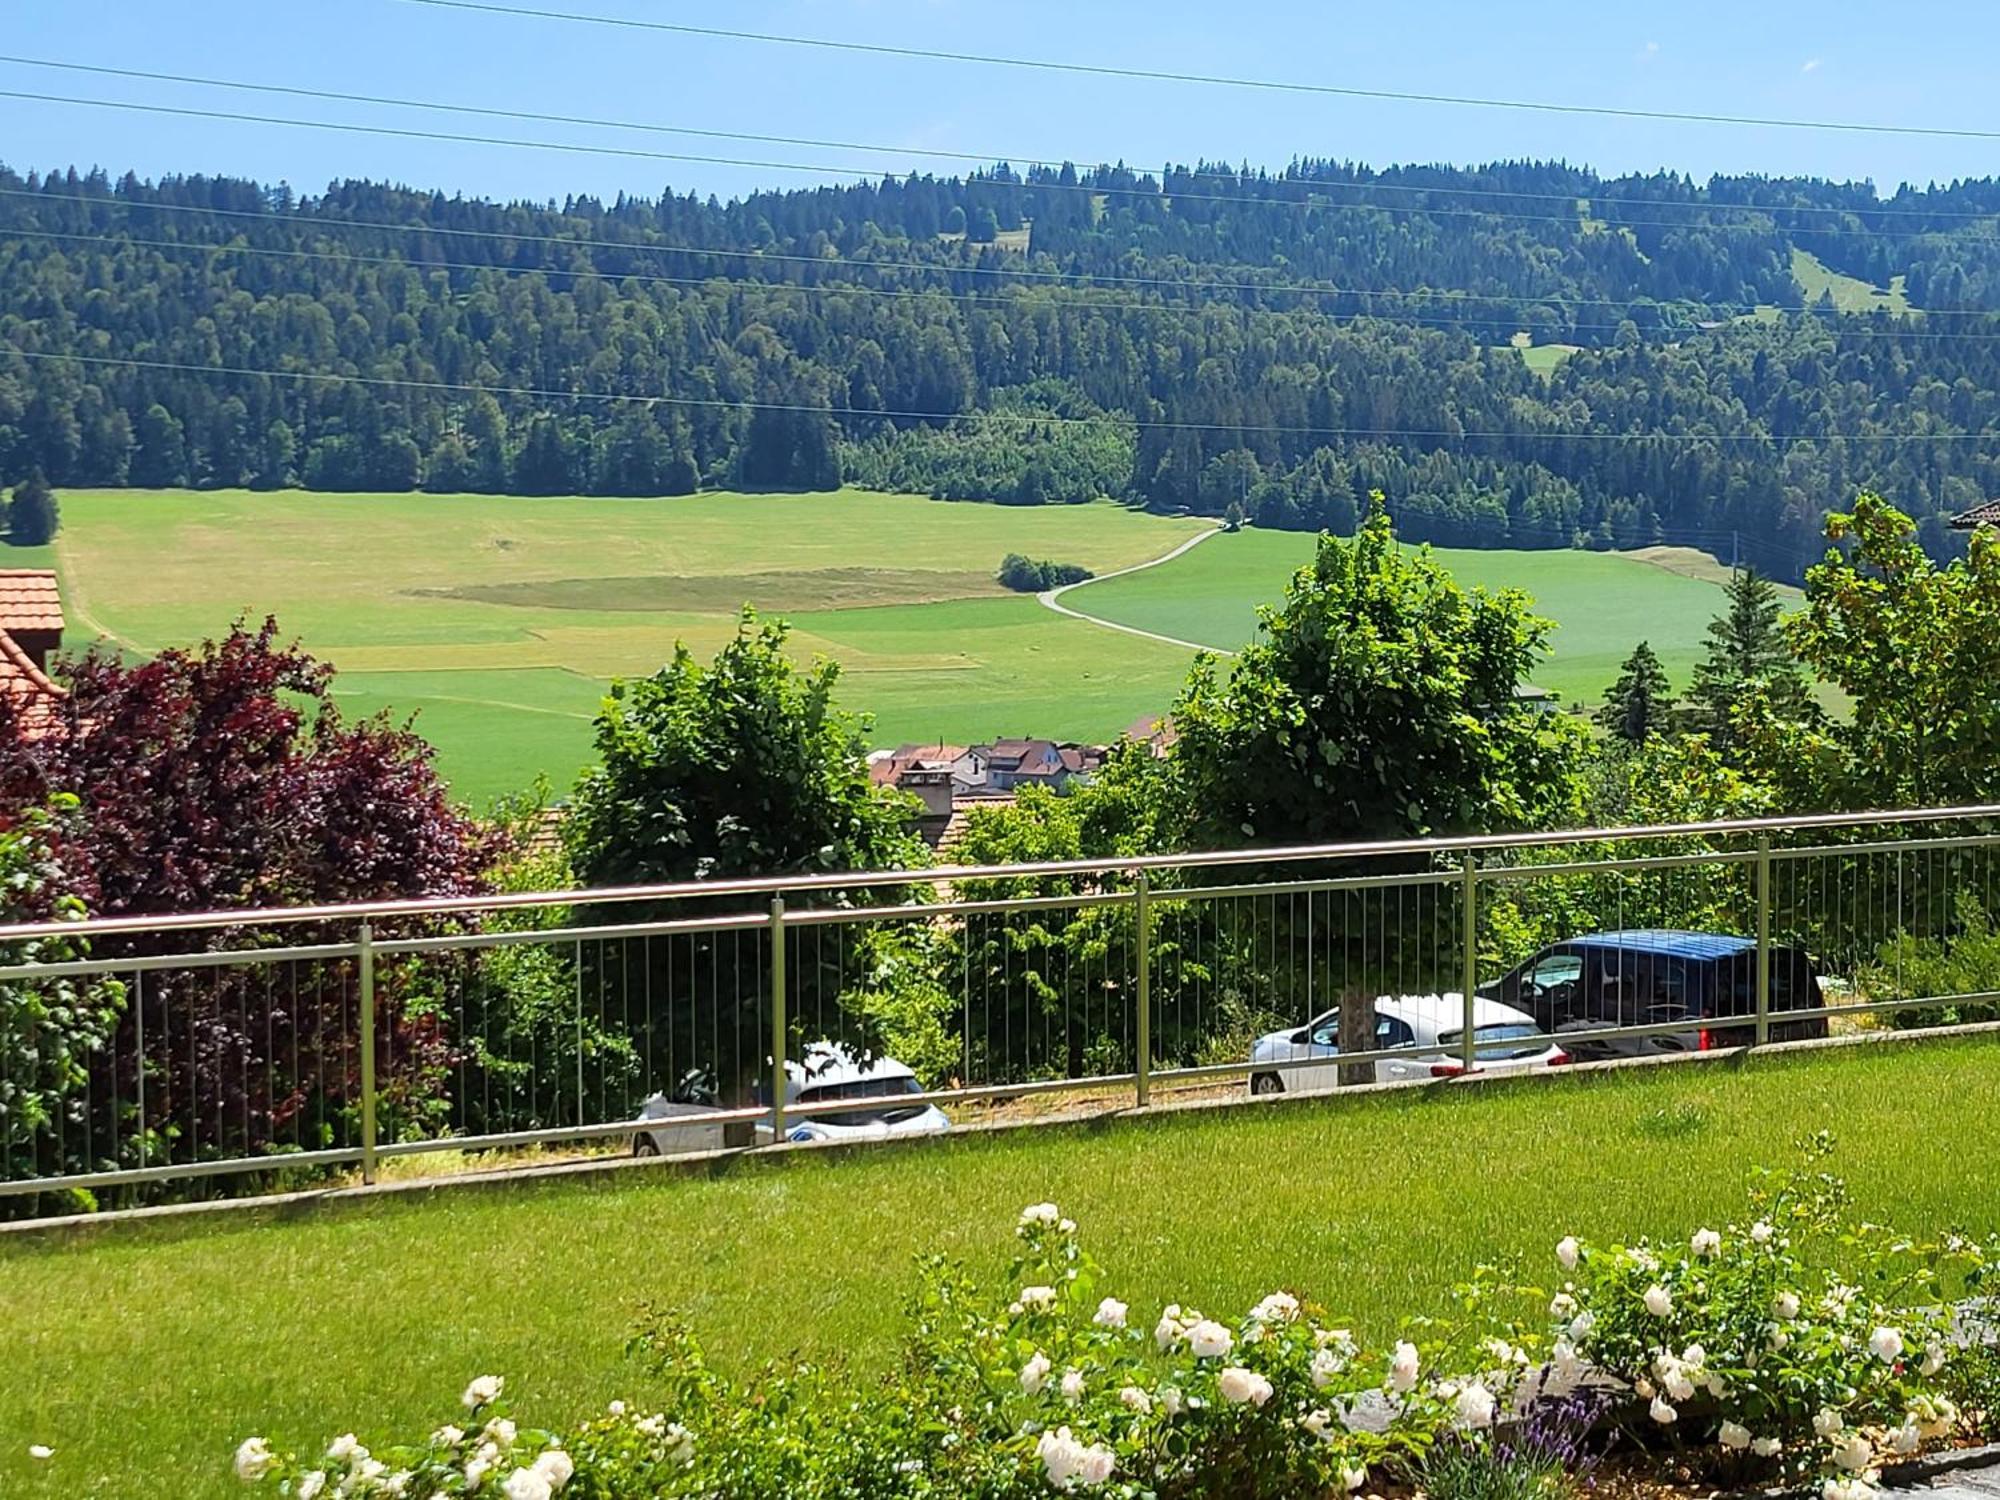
[{"xmin": 0, "ymin": 803, "xmax": 1994, "ymax": 943}]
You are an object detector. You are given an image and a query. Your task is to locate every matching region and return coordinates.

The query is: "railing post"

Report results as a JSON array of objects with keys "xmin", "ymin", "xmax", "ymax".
[
  {"xmin": 1755, "ymin": 833, "xmax": 1773, "ymax": 1046},
  {"xmin": 1460, "ymin": 854, "xmax": 1479, "ymax": 1075},
  {"xmin": 357, "ymin": 919, "xmax": 377, "ymax": 1185},
  {"xmin": 1134, "ymin": 870, "xmax": 1152, "ymax": 1108},
  {"xmin": 769, "ymin": 896, "xmax": 788, "ymax": 1143}
]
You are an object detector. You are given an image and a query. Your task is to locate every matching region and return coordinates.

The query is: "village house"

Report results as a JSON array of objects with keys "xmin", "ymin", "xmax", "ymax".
[{"xmin": 0, "ymin": 569, "xmax": 66, "ymax": 739}]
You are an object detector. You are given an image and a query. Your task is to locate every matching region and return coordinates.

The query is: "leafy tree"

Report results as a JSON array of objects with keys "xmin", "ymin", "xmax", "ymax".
[
  {"xmin": 1173, "ymin": 505, "xmax": 1587, "ymax": 847},
  {"xmin": 997, "ymin": 554, "xmax": 1092, "ymax": 592},
  {"xmin": 0, "ymin": 619, "xmax": 494, "ymax": 1176},
  {"xmin": 1680, "ymin": 567, "xmax": 1815, "ymax": 758},
  {"xmin": 0, "ymin": 794, "xmax": 125, "ymax": 1209},
  {"xmin": 567, "ymin": 612, "xmax": 928, "ymax": 1101},
  {"xmin": 5, "ymin": 468, "xmax": 58, "ymax": 545},
  {"xmin": 1595, "ymin": 640, "xmax": 1672, "ymax": 743}
]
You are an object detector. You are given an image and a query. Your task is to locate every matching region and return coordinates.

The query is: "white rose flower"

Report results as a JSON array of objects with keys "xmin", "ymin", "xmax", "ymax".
[
  {"xmin": 1020, "ymin": 1351, "xmax": 1052, "ymax": 1395},
  {"xmin": 465, "ymin": 1457, "xmax": 494, "ymax": 1490},
  {"xmin": 633, "ymin": 1415, "xmax": 665, "ymax": 1439},
  {"xmin": 1251, "ymin": 1291, "xmax": 1301, "ymax": 1324},
  {"xmin": 1773, "ymin": 1292, "xmax": 1801, "ymax": 1321},
  {"xmin": 1568, "ymin": 1310, "xmax": 1596, "ymax": 1341},
  {"xmin": 1388, "ymin": 1340, "xmax": 1420, "ymax": 1392},
  {"xmin": 1455, "ymin": 1381, "xmax": 1497, "ymax": 1429},
  {"xmin": 1707, "ymin": 1373, "xmax": 1729, "ymax": 1399},
  {"xmin": 484, "ymin": 1418, "xmax": 517, "ymax": 1448},
  {"xmin": 1549, "ymin": 1292, "xmax": 1578, "ymax": 1318},
  {"xmin": 1551, "ymin": 1338, "xmax": 1583, "ymax": 1386},
  {"xmin": 1920, "ymin": 1342, "xmax": 1947, "ymax": 1377},
  {"xmin": 234, "ymin": 1437, "xmax": 277, "ymax": 1482},
  {"xmin": 1556, "ymin": 1236, "xmax": 1581, "ymax": 1271},
  {"xmin": 1093, "ymin": 1297, "xmax": 1128, "ymax": 1329},
  {"xmin": 1681, "ymin": 1343, "xmax": 1707, "ymax": 1369},
  {"xmin": 1868, "ymin": 1326, "xmax": 1904, "ymax": 1364},
  {"xmin": 500, "ymin": 1470, "xmax": 553, "ymax": 1500},
  {"xmin": 1155, "ymin": 1306, "xmax": 1187, "ymax": 1352},
  {"xmin": 1750, "ymin": 1220, "xmax": 1775, "ymax": 1244},
  {"xmin": 1643, "ymin": 1284, "xmax": 1673, "ymax": 1318},
  {"xmin": 1303, "ymin": 1408, "xmax": 1332, "ymax": 1438},
  {"xmin": 327, "ymin": 1434, "xmax": 365, "ymax": 1465},
  {"xmin": 1823, "ymin": 1481, "xmax": 1880, "ymax": 1500},
  {"xmin": 1664, "ymin": 1369, "xmax": 1696, "ymax": 1403},
  {"xmin": 1889, "ymin": 1422, "xmax": 1921, "ymax": 1456},
  {"xmin": 1720, "ymin": 1421, "xmax": 1752, "ymax": 1451},
  {"xmin": 1118, "ymin": 1385, "xmax": 1152, "ymax": 1414},
  {"xmin": 1691, "ymin": 1228, "xmax": 1722, "ymax": 1258},
  {"xmin": 463, "ymin": 1376, "xmax": 505, "ymax": 1411},
  {"xmin": 1159, "ymin": 1386, "xmax": 1185, "ymax": 1418},
  {"xmin": 1832, "ymin": 1434, "xmax": 1875, "ymax": 1473},
  {"xmin": 433, "ymin": 1425, "xmax": 466, "ymax": 1448},
  {"xmin": 1910, "ymin": 1395, "xmax": 1958, "ymax": 1439},
  {"xmin": 1814, "ymin": 1409, "xmax": 1846, "ymax": 1439},
  {"xmin": 664, "ymin": 1423, "xmax": 695, "ymax": 1466},
  {"xmin": 1019, "ymin": 1202, "xmax": 1060, "ymax": 1229},
  {"xmin": 1311, "ymin": 1347, "xmax": 1345, "ymax": 1389},
  {"xmin": 1060, "ymin": 1368, "xmax": 1086, "ymax": 1404},
  {"xmin": 296, "ymin": 1474, "xmax": 327, "ymax": 1500},
  {"xmin": 1187, "ymin": 1319, "xmax": 1234, "ymax": 1360},
  {"xmin": 531, "ymin": 1450, "xmax": 575, "ymax": 1490},
  {"xmin": 28, "ymin": 1445, "xmax": 52, "ymax": 1461},
  {"xmin": 1769, "ymin": 1327, "xmax": 1791, "ymax": 1351},
  {"xmin": 1650, "ymin": 1396, "xmax": 1678, "ymax": 1425},
  {"xmin": 1753, "ymin": 1437, "xmax": 1784, "ymax": 1458},
  {"xmin": 1218, "ymin": 1366, "xmax": 1275, "ymax": 1407},
  {"xmin": 1019, "ymin": 1286, "xmax": 1058, "ymax": 1314},
  {"xmin": 1340, "ymin": 1389, "xmax": 1398, "ymax": 1435},
  {"xmin": 382, "ymin": 1472, "xmax": 412, "ymax": 1497},
  {"xmin": 355, "ymin": 1458, "xmax": 387, "ymax": 1487},
  {"xmin": 1342, "ymin": 1465, "xmax": 1369, "ymax": 1492},
  {"xmin": 1635, "ymin": 1378, "xmax": 1656, "ymax": 1399},
  {"xmin": 1036, "ymin": 1427, "xmax": 1114, "ymax": 1490}
]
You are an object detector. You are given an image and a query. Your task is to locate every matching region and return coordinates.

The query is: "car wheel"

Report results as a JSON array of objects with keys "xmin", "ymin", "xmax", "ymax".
[
  {"xmin": 632, "ymin": 1134, "xmax": 660, "ymax": 1158},
  {"xmin": 1250, "ymin": 1072, "xmax": 1285, "ymax": 1097}
]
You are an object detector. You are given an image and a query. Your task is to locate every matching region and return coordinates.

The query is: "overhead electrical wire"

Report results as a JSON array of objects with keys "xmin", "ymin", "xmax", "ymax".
[
  {"xmin": 5, "ymin": 52, "xmax": 2000, "ymax": 227},
  {"xmin": 394, "ymin": 0, "xmax": 2000, "ymax": 146},
  {"xmin": 9, "ymin": 347, "xmax": 1996, "ymax": 447},
  {"xmin": 0, "ymin": 82, "xmax": 1980, "ymax": 246}
]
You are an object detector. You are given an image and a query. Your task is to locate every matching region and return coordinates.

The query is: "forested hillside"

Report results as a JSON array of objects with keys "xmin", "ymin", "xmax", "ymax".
[{"xmin": 5, "ymin": 157, "xmax": 2000, "ymax": 570}]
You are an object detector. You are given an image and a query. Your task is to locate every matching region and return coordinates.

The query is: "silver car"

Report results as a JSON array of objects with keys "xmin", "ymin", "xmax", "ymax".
[
  {"xmin": 1247, "ymin": 993, "xmax": 1567, "ymax": 1095},
  {"xmin": 633, "ymin": 1044, "xmax": 950, "ymax": 1156}
]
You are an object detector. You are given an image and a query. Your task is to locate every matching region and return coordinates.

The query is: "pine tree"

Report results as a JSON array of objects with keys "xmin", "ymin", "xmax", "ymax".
[
  {"xmin": 1681, "ymin": 568, "xmax": 1814, "ymax": 756},
  {"xmin": 5, "ymin": 469, "xmax": 59, "ymax": 546},
  {"xmin": 1595, "ymin": 640, "xmax": 1671, "ymax": 743}
]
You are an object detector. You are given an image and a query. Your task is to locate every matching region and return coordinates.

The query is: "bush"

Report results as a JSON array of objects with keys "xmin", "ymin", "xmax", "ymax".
[
  {"xmin": 1865, "ymin": 892, "xmax": 2000, "ymax": 1028},
  {"xmin": 997, "ymin": 554, "xmax": 1095, "ymax": 592},
  {"xmin": 231, "ymin": 1140, "xmax": 1996, "ymax": 1499}
]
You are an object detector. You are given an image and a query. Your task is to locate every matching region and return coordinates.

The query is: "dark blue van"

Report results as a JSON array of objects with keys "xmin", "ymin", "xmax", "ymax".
[{"xmin": 1484, "ymin": 930, "xmax": 1829, "ymax": 1056}]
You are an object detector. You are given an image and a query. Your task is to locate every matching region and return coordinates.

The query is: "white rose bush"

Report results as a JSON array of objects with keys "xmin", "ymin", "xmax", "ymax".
[{"xmin": 230, "ymin": 1139, "xmax": 1997, "ymax": 1500}]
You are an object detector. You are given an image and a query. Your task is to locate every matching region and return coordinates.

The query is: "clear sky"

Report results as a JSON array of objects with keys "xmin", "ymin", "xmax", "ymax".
[{"xmin": 3, "ymin": 0, "xmax": 1997, "ymax": 208}]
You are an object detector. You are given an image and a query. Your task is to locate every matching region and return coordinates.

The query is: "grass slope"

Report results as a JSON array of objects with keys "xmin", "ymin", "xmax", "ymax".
[
  {"xmin": 1068, "ymin": 529, "xmax": 1766, "ymax": 704},
  {"xmin": 1, "ymin": 1038, "xmax": 1996, "ymax": 1496},
  {"xmin": 1788, "ymin": 248, "xmax": 1912, "ymax": 316}
]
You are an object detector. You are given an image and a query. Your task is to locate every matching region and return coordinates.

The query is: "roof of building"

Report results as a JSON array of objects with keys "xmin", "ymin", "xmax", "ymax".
[
  {"xmin": 986, "ymin": 738, "xmax": 1058, "ymax": 769},
  {"xmin": 0, "ymin": 570, "xmax": 63, "ymax": 635},
  {"xmin": 1951, "ymin": 500, "xmax": 2000, "ymax": 531},
  {"xmin": 0, "ymin": 629, "xmax": 66, "ymax": 738}
]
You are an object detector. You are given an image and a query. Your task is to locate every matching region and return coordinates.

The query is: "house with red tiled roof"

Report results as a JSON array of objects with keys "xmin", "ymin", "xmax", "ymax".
[
  {"xmin": 0, "ymin": 569, "xmax": 65, "ymax": 738},
  {"xmin": 1951, "ymin": 501, "xmax": 2000, "ymax": 532}
]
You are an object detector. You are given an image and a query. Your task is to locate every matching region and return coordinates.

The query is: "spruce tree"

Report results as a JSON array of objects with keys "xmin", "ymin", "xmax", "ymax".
[
  {"xmin": 1596, "ymin": 640, "xmax": 1671, "ymax": 743},
  {"xmin": 1681, "ymin": 567, "xmax": 1814, "ymax": 756},
  {"xmin": 5, "ymin": 469, "xmax": 58, "ymax": 546}
]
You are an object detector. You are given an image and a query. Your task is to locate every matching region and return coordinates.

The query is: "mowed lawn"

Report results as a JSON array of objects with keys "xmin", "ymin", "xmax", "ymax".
[
  {"xmin": 2, "ymin": 1038, "xmax": 1997, "ymax": 1495},
  {"xmin": 1070, "ymin": 529, "xmax": 1781, "ymax": 704},
  {"xmin": 48, "ymin": 489, "xmax": 1209, "ymax": 803}
]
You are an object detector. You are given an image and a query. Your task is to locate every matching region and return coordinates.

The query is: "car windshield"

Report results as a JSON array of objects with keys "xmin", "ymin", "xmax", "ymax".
[
  {"xmin": 794, "ymin": 1072, "xmax": 927, "ymax": 1126},
  {"xmin": 1437, "ymin": 1022, "xmax": 1553, "ymax": 1061}
]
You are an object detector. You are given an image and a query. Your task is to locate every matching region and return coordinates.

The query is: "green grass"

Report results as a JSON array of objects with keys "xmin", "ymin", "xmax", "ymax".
[
  {"xmin": 1788, "ymin": 248, "xmax": 1913, "ymax": 316},
  {"xmin": 1068, "ymin": 530, "xmax": 1779, "ymax": 705},
  {"xmin": 1505, "ymin": 332, "xmax": 1582, "ymax": 377},
  {"xmin": 1, "ymin": 1037, "xmax": 1996, "ymax": 1496},
  {"xmin": 48, "ymin": 489, "xmax": 1206, "ymax": 803}
]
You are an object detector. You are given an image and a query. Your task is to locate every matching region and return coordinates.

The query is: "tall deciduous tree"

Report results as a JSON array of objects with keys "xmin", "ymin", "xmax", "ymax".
[
  {"xmin": 1681, "ymin": 567, "xmax": 1814, "ymax": 758},
  {"xmin": 1596, "ymin": 640, "xmax": 1672, "ymax": 743}
]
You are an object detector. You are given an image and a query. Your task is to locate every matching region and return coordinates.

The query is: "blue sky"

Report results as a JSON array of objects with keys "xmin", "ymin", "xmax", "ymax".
[{"xmin": 3, "ymin": 0, "xmax": 1997, "ymax": 206}]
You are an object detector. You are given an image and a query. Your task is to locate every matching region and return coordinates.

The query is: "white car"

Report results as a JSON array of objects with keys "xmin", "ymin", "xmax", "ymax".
[
  {"xmin": 632, "ymin": 1044, "xmax": 951, "ymax": 1156},
  {"xmin": 1247, "ymin": 994, "xmax": 1568, "ymax": 1095}
]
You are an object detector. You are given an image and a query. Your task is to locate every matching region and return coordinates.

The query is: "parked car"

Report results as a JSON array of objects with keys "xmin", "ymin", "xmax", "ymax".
[
  {"xmin": 1481, "ymin": 930, "xmax": 1829, "ymax": 1058},
  {"xmin": 632, "ymin": 1044, "xmax": 950, "ymax": 1156},
  {"xmin": 1247, "ymin": 993, "xmax": 1567, "ymax": 1095}
]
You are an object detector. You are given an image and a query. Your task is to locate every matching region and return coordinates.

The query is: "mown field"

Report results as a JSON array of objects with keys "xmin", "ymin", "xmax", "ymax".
[
  {"xmin": 1, "ymin": 1036, "xmax": 1996, "ymax": 1497},
  {"xmin": 44, "ymin": 490, "xmax": 1758, "ymax": 804}
]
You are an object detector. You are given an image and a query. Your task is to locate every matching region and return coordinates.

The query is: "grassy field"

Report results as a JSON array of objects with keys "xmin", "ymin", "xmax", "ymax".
[
  {"xmin": 1068, "ymin": 529, "xmax": 1769, "ymax": 703},
  {"xmin": 1, "ymin": 1036, "xmax": 1996, "ymax": 1496},
  {"xmin": 1506, "ymin": 331, "xmax": 1582, "ymax": 377},
  {"xmin": 47, "ymin": 489, "xmax": 1209, "ymax": 803},
  {"xmin": 43, "ymin": 490, "xmax": 1756, "ymax": 803},
  {"xmin": 1789, "ymin": 247, "xmax": 1912, "ymax": 316}
]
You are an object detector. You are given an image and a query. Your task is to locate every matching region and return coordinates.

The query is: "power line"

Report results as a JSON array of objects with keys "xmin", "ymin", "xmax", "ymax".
[
  {"xmin": 0, "ymin": 84, "xmax": 1968, "ymax": 245},
  {"xmin": 396, "ymin": 0, "xmax": 2000, "ymax": 146},
  {"xmin": 6, "ymin": 51, "xmax": 2000, "ymax": 227},
  {"xmin": 9, "ymin": 347, "xmax": 1998, "ymax": 446},
  {"xmin": 20, "ymin": 222, "xmax": 2000, "ymax": 343}
]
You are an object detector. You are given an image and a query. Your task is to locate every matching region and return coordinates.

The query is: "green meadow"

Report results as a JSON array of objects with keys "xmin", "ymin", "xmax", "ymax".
[{"xmin": 44, "ymin": 490, "xmax": 1756, "ymax": 803}]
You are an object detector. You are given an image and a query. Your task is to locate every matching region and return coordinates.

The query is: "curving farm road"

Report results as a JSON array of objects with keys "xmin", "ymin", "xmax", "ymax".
[{"xmin": 1036, "ymin": 523, "xmax": 1238, "ymax": 656}]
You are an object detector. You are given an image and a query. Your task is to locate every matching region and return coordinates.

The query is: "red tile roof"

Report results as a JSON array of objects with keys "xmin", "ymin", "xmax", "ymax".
[
  {"xmin": 1952, "ymin": 501, "xmax": 2000, "ymax": 531},
  {"xmin": 0, "ymin": 629, "xmax": 65, "ymax": 739},
  {"xmin": 0, "ymin": 570, "xmax": 62, "ymax": 635}
]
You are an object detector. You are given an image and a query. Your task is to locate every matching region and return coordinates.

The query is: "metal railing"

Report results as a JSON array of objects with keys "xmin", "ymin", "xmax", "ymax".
[{"xmin": 4, "ymin": 804, "xmax": 2000, "ymax": 1216}]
